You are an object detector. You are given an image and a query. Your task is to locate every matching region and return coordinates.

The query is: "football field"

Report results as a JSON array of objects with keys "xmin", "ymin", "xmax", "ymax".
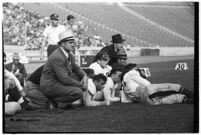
[{"xmin": 4, "ymin": 56, "xmax": 198, "ymax": 133}]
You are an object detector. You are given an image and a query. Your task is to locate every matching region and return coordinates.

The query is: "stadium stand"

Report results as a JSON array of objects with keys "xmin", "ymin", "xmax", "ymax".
[{"xmin": 3, "ymin": 2, "xmax": 194, "ymax": 48}]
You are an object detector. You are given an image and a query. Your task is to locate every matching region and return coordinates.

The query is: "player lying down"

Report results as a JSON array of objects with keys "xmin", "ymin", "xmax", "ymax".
[{"xmin": 121, "ymin": 63, "xmax": 194, "ymax": 105}]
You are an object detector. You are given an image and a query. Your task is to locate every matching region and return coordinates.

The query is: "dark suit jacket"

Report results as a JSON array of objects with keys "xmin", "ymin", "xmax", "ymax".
[
  {"xmin": 40, "ymin": 47, "xmax": 86, "ymax": 95},
  {"xmin": 5, "ymin": 62, "xmax": 27, "ymax": 78},
  {"xmin": 94, "ymin": 44, "xmax": 123, "ymax": 66}
]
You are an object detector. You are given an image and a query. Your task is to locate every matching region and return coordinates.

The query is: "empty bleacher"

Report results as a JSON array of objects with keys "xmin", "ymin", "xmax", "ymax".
[{"xmin": 21, "ymin": 2, "xmax": 195, "ymax": 47}]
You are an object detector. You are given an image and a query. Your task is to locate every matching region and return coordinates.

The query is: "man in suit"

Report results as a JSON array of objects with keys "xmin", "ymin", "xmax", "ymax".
[
  {"xmin": 40, "ymin": 30, "xmax": 88, "ymax": 109},
  {"xmin": 93, "ymin": 34, "xmax": 127, "ymax": 66},
  {"xmin": 5, "ymin": 52, "xmax": 27, "ymax": 86},
  {"xmin": 111, "ymin": 48, "xmax": 128, "ymax": 69}
]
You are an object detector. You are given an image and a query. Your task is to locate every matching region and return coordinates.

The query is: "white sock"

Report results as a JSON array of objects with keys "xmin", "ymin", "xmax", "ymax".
[{"xmin": 18, "ymin": 97, "xmax": 24, "ymax": 104}]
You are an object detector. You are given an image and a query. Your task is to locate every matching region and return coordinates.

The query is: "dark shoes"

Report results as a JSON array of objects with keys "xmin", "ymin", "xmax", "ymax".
[
  {"xmin": 61, "ymin": 104, "xmax": 76, "ymax": 110},
  {"xmin": 182, "ymin": 97, "xmax": 194, "ymax": 104},
  {"xmin": 179, "ymin": 87, "xmax": 194, "ymax": 98},
  {"xmin": 20, "ymin": 97, "xmax": 33, "ymax": 110},
  {"xmin": 46, "ymin": 100, "xmax": 58, "ymax": 109}
]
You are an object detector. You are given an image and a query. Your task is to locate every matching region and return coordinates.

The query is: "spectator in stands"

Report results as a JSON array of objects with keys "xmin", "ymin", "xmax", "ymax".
[
  {"xmin": 5, "ymin": 52, "xmax": 27, "ymax": 87},
  {"xmin": 94, "ymin": 34, "xmax": 127, "ymax": 66},
  {"xmin": 83, "ymin": 73, "xmax": 109, "ymax": 106},
  {"xmin": 111, "ymin": 48, "xmax": 127, "ymax": 69},
  {"xmin": 23, "ymin": 65, "xmax": 49, "ymax": 109},
  {"xmin": 103, "ymin": 65, "xmax": 124, "ymax": 104},
  {"xmin": 121, "ymin": 63, "xmax": 194, "ymax": 104},
  {"xmin": 42, "ymin": 13, "xmax": 66, "ymax": 57},
  {"xmin": 3, "ymin": 3, "xmax": 45, "ymax": 47},
  {"xmin": 66, "ymin": 15, "xmax": 78, "ymax": 35},
  {"xmin": 40, "ymin": 30, "xmax": 88, "ymax": 109},
  {"xmin": 89, "ymin": 51, "xmax": 112, "ymax": 76}
]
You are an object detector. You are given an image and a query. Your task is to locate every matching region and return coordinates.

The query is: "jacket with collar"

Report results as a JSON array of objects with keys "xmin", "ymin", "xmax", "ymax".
[
  {"xmin": 40, "ymin": 47, "xmax": 85, "ymax": 93},
  {"xmin": 5, "ymin": 62, "xmax": 27, "ymax": 77}
]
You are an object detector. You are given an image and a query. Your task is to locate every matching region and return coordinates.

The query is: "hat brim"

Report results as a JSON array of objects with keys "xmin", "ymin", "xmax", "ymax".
[
  {"xmin": 58, "ymin": 38, "xmax": 74, "ymax": 43},
  {"xmin": 111, "ymin": 39, "xmax": 125, "ymax": 43},
  {"xmin": 117, "ymin": 56, "xmax": 127, "ymax": 59},
  {"xmin": 51, "ymin": 18, "xmax": 59, "ymax": 20}
]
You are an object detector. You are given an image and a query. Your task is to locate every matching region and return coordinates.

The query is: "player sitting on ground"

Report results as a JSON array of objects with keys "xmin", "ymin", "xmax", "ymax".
[
  {"xmin": 83, "ymin": 73, "xmax": 109, "ymax": 106},
  {"xmin": 121, "ymin": 63, "xmax": 194, "ymax": 105}
]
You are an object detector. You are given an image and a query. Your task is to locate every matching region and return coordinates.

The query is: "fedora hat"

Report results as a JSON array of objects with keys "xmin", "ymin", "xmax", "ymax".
[
  {"xmin": 12, "ymin": 52, "xmax": 20, "ymax": 60},
  {"xmin": 58, "ymin": 31, "xmax": 74, "ymax": 43},
  {"xmin": 111, "ymin": 34, "xmax": 125, "ymax": 43}
]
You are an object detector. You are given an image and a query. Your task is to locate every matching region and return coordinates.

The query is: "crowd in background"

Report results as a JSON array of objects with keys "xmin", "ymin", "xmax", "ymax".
[{"xmin": 3, "ymin": 2, "xmax": 106, "ymax": 50}]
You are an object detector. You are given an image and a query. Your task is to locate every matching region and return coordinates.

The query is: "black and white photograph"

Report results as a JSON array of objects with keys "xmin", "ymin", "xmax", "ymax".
[{"xmin": 2, "ymin": 1, "xmax": 198, "ymax": 133}]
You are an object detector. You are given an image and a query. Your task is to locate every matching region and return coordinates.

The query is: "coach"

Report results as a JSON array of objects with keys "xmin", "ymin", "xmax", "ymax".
[
  {"xmin": 40, "ymin": 30, "xmax": 88, "ymax": 109},
  {"xmin": 93, "ymin": 34, "xmax": 127, "ymax": 66}
]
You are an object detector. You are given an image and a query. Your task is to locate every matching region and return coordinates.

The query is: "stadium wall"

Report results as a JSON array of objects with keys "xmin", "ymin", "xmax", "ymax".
[
  {"xmin": 127, "ymin": 47, "xmax": 194, "ymax": 57},
  {"xmin": 4, "ymin": 45, "xmax": 194, "ymax": 63}
]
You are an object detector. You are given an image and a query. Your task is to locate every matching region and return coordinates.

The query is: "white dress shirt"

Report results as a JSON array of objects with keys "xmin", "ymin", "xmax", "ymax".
[{"xmin": 43, "ymin": 24, "xmax": 66, "ymax": 45}]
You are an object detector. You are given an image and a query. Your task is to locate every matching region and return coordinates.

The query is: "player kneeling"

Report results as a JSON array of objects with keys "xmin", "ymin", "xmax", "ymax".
[{"xmin": 121, "ymin": 63, "xmax": 194, "ymax": 105}]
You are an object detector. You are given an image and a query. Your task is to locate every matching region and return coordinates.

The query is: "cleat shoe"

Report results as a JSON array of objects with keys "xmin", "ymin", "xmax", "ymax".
[
  {"xmin": 179, "ymin": 87, "xmax": 194, "ymax": 98},
  {"xmin": 182, "ymin": 97, "xmax": 194, "ymax": 104}
]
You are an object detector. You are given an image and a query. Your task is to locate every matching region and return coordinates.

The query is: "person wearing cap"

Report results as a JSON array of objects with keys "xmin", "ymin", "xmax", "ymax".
[
  {"xmin": 83, "ymin": 73, "xmax": 109, "ymax": 106},
  {"xmin": 94, "ymin": 34, "xmax": 127, "ymax": 66},
  {"xmin": 121, "ymin": 63, "xmax": 194, "ymax": 104},
  {"xmin": 40, "ymin": 30, "xmax": 88, "ymax": 109},
  {"xmin": 89, "ymin": 51, "xmax": 112, "ymax": 76},
  {"xmin": 5, "ymin": 52, "xmax": 27, "ymax": 86},
  {"xmin": 42, "ymin": 13, "xmax": 66, "ymax": 57}
]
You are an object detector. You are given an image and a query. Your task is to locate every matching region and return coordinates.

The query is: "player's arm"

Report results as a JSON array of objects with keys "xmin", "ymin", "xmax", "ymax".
[
  {"xmin": 83, "ymin": 90, "xmax": 107, "ymax": 106},
  {"xmin": 103, "ymin": 85, "xmax": 120, "ymax": 103}
]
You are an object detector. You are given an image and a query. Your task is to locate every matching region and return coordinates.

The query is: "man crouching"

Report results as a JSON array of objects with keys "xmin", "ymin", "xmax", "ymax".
[{"xmin": 40, "ymin": 31, "xmax": 88, "ymax": 109}]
